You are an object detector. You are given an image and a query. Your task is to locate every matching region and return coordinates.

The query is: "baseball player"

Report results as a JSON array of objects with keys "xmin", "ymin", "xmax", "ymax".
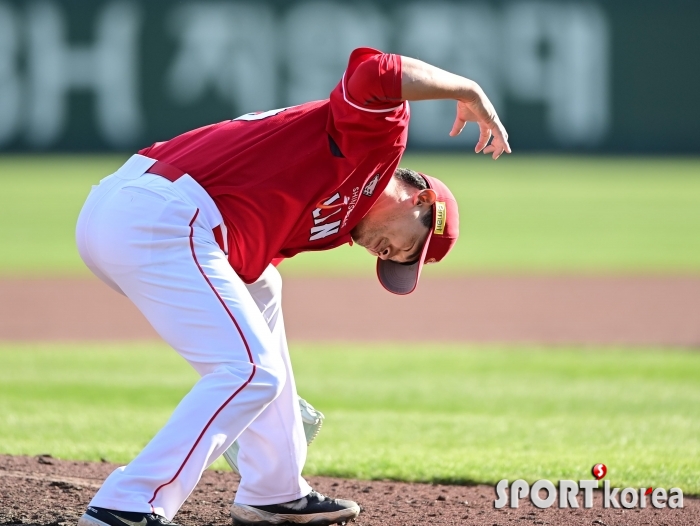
[{"xmin": 75, "ymin": 47, "xmax": 509, "ymax": 526}]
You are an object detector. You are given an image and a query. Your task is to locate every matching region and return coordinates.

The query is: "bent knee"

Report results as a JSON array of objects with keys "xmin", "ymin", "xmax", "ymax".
[
  {"xmin": 213, "ymin": 361, "xmax": 285, "ymax": 402},
  {"xmin": 251, "ymin": 362, "xmax": 286, "ymax": 401}
]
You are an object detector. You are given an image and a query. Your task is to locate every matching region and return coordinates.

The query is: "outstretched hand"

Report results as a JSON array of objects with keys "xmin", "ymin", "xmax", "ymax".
[
  {"xmin": 399, "ymin": 55, "xmax": 511, "ymax": 159},
  {"xmin": 449, "ymin": 97, "xmax": 511, "ymax": 160}
]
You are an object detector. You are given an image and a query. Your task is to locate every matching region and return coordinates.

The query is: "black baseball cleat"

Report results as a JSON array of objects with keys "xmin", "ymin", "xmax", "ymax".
[
  {"xmin": 78, "ymin": 506, "xmax": 181, "ymax": 526},
  {"xmin": 230, "ymin": 490, "xmax": 360, "ymax": 525}
]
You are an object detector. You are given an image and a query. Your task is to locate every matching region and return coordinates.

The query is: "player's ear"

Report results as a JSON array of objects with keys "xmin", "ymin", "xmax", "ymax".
[{"xmin": 414, "ymin": 189, "xmax": 436, "ymax": 207}]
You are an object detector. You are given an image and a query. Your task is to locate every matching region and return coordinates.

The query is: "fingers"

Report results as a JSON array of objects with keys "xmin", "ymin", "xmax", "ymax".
[
  {"xmin": 474, "ymin": 122, "xmax": 492, "ymax": 153},
  {"xmin": 482, "ymin": 139, "xmax": 509, "ymax": 159},
  {"xmin": 482, "ymin": 121, "xmax": 511, "ymax": 160},
  {"xmin": 492, "ymin": 121, "xmax": 511, "ymax": 154},
  {"xmin": 450, "ymin": 103, "xmax": 512, "ymax": 159},
  {"xmin": 483, "ymin": 144, "xmax": 503, "ymax": 160},
  {"xmin": 449, "ymin": 116, "xmax": 467, "ymax": 137}
]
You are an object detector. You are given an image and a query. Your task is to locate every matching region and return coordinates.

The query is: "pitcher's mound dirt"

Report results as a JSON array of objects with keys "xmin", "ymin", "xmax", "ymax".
[{"xmin": 1, "ymin": 455, "xmax": 697, "ymax": 526}]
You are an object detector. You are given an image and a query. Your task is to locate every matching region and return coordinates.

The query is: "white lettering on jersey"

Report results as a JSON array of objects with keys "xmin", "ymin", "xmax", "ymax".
[
  {"xmin": 309, "ymin": 192, "xmax": 347, "ymax": 240},
  {"xmin": 313, "ymin": 207, "xmax": 342, "ymax": 225},
  {"xmin": 233, "ymin": 106, "xmax": 291, "ymax": 121},
  {"xmin": 341, "ymin": 186, "xmax": 361, "ymax": 228},
  {"xmin": 309, "ymin": 220, "xmax": 342, "ymax": 241}
]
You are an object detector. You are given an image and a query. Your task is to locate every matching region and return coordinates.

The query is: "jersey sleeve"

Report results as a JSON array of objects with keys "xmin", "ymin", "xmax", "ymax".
[
  {"xmin": 344, "ymin": 48, "xmax": 403, "ymax": 110},
  {"xmin": 327, "ymin": 48, "xmax": 409, "ymax": 157}
]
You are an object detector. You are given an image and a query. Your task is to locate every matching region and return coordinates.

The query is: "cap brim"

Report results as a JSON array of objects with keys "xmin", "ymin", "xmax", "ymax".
[{"xmin": 376, "ymin": 228, "xmax": 433, "ymax": 295}]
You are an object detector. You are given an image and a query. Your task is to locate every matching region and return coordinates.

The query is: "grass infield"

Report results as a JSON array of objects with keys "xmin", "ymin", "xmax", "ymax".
[
  {"xmin": 1, "ymin": 342, "xmax": 698, "ymax": 494},
  {"xmin": 0, "ymin": 154, "xmax": 698, "ymax": 276}
]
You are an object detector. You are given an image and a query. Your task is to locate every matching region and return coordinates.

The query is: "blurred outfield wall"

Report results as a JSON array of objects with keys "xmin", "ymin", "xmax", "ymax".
[{"xmin": 0, "ymin": 0, "xmax": 698, "ymax": 153}]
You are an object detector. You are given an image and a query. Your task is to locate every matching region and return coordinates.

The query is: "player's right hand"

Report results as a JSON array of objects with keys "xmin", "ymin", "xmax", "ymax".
[{"xmin": 450, "ymin": 93, "xmax": 511, "ymax": 160}]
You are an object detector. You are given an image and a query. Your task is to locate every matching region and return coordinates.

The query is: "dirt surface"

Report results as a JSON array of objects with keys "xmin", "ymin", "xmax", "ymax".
[
  {"xmin": 1, "ymin": 276, "xmax": 699, "ymax": 346},
  {"xmin": 3, "ymin": 276, "xmax": 698, "ymax": 524},
  {"xmin": 0, "ymin": 455, "xmax": 698, "ymax": 526}
]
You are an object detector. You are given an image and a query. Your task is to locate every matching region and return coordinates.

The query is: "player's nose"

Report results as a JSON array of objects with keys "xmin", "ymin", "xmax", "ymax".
[{"xmin": 378, "ymin": 247, "xmax": 392, "ymax": 260}]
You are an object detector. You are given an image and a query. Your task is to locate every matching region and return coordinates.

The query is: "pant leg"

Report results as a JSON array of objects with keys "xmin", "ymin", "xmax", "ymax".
[
  {"xmin": 75, "ymin": 164, "xmax": 308, "ymax": 519},
  {"xmin": 235, "ymin": 265, "xmax": 311, "ymax": 506}
]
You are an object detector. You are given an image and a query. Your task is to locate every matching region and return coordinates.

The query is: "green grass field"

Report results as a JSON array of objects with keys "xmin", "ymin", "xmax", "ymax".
[
  {"xmin": 0, "ymin": 154, "xmax": 699, "ymax": 276},
  {"xmin": 1, "ymin": 342, "xmax": 699, "ymax": 493},
  {"xmin": 1, "ymin": 154, "xmax": 698, "ymax": 495}
]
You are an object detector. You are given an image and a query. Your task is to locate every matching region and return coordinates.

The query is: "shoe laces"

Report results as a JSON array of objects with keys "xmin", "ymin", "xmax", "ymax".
[
  {"xmin": 147, "ymin": 514, "xmax": 176, "ymax": 525},
  {"xmin": 279, "ymin": 490, "xmax": 328, "ymax": 511},
  {"xmin": 307, "ymin": 490, "xmax": 328, "ymax": 503}
]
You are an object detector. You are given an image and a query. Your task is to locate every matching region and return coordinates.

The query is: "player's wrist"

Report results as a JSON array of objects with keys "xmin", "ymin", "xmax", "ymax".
[
  {"xmin": 454, "ymin": 79, "xmax": 483, "ymax": 104},
  {"xmin": 458, "ymin": 88, "xmax": 499, "ymax": 123}
]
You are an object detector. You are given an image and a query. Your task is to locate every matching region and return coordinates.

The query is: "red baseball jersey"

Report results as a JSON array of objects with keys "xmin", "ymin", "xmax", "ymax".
[{"xmin": 138, "ymin": 48, "xmax": 410, "ymax": 283}]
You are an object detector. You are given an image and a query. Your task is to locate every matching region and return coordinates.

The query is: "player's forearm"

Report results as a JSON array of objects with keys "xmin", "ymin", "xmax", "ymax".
[{"xmin": 400, "ymin": 56, "xmax": 483, "ymax": 103}]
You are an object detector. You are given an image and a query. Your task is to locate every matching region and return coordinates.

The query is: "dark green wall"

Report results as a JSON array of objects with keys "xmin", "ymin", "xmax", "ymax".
[{"xmin": 0, "ymin": 0, "xmax": 697, "ymax": 152}]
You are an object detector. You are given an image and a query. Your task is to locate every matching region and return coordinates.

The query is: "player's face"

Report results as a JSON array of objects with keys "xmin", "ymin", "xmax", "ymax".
[{"xmin": 351, "ymin": 180, "xmax": 435, "ymax": 264}]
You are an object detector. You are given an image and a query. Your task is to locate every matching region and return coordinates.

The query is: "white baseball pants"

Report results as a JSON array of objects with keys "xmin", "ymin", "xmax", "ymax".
[{"xmin": 75, "ymin": 154, "xmax": 311, "ymax": 519}]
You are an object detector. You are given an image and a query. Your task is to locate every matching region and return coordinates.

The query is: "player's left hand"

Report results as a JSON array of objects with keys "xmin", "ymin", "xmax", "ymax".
[{"xmin": 450, "ymin": 95, "xmax": 511, "ymax": 160}]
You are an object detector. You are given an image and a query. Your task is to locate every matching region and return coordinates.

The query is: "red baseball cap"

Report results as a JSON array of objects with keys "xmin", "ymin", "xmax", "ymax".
[{"xmin": 376, "ymin": 174, "xmax": 459, "ymax": 295}]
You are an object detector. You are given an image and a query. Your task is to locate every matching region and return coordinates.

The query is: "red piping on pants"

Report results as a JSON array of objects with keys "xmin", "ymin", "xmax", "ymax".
[{"xmin": 148, "ymin": 209, "xmax": 257, "ymax": 508}]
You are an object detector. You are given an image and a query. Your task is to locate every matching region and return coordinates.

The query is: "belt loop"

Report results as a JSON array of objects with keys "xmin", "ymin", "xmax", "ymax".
[
  {"xmin": 142, "ymin": 157, "xmax": 225, "ymax": 238},
  {"xmin": 212, "ymin": 224, "xmax": 229, "ymax": 255},
  {"xmin": 146, "ymin": 161, "xmax": 186, "ymax": 182}
]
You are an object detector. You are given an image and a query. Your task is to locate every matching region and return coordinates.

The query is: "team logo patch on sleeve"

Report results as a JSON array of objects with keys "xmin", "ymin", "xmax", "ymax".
[
  {"xmin": 434, "ymin": 201, "xmax": 446, "ymax": 235},
  {"xmin": 362, "ymin": 174, "xmax": 380, "ymax": 196}
]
